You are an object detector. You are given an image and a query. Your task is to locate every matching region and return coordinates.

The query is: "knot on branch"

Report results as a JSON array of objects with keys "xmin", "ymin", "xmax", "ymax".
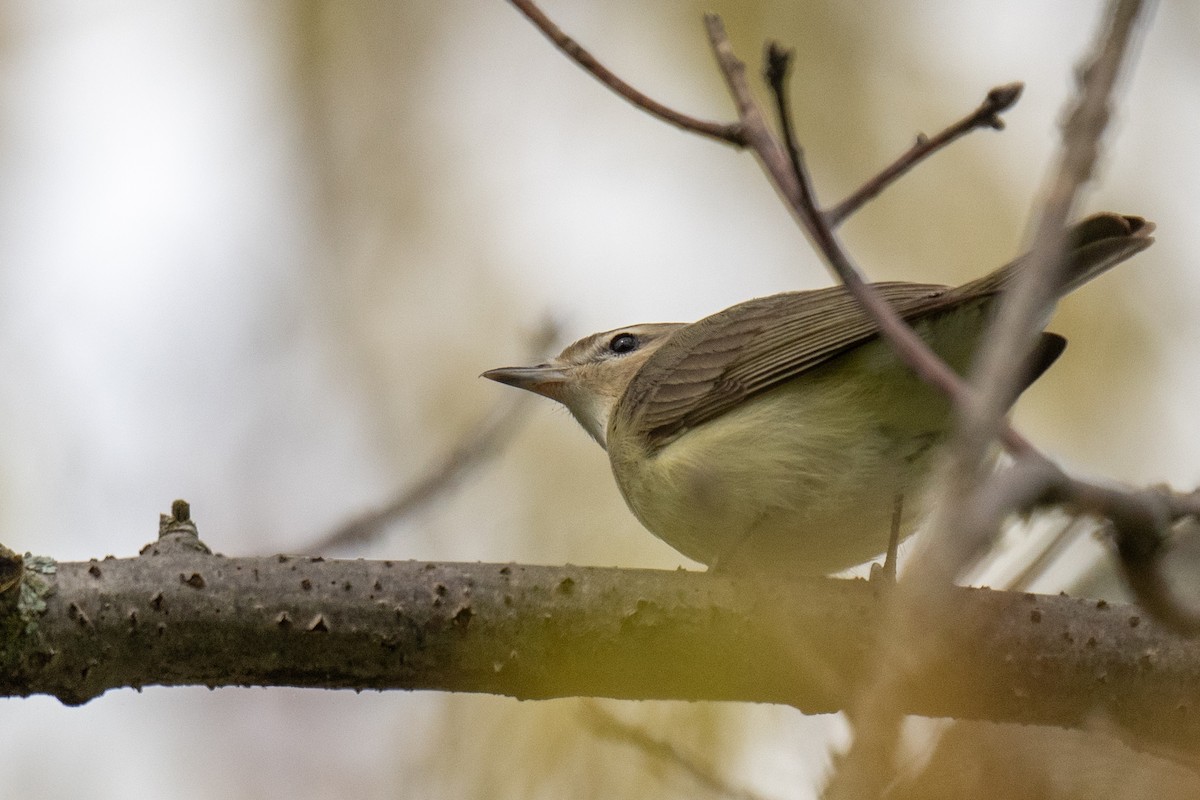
[
  {"xmin": 145, "ymin": 499, "xmax": 212, "ymax": 556},
  {"xmin": 0, "ymin": 544, "xmax": 23, "ymax": 596}
]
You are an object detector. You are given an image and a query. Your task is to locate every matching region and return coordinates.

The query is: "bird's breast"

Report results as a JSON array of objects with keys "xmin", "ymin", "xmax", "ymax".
[{"xmin": 608, "ymin": 344, "xmax": 948, "ymax": 571}]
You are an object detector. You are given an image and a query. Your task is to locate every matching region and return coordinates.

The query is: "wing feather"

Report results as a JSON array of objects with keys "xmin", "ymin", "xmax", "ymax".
[
  {"xmin": 614, "ymin": 213, "xmax": 1154, "ymax": 451},
  {"xmin": 618, "ymin": 282, "xmax": 952, "ymax": 448}
]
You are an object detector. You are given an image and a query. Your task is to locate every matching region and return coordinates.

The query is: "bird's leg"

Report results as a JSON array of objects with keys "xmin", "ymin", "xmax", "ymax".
[
  {"xmin": 707, "ymin": 512, "xmax": 773, "ymax": 574},
  {"xmin": 870, "ymin": 494, "xmax": 904, "ymax": 584}
]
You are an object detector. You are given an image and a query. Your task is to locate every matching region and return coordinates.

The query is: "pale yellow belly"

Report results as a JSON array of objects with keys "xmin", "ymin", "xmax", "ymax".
[{"xmin": 607, "ymin": 322, "xmax": 977, "ymax": 574}]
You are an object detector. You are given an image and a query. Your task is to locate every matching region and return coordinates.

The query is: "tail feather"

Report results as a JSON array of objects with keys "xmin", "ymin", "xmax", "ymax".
[{"xmin": 960, "ymin": 212, "xmax": 1155, "ymax": 298}]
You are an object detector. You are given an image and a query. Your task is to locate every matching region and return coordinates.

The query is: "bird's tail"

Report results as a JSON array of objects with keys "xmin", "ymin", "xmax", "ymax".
[{"xmin": 960, "ymin": 212, "xmax": 1155, "ymax": 298}]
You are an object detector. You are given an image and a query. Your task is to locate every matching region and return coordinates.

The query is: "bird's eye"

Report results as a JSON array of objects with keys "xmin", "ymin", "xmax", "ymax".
[{"xmin": 608, "ymin": 333, "xmax": 639, "ymax": 355}]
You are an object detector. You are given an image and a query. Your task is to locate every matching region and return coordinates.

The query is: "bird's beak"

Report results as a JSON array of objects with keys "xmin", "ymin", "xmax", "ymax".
[{"xmin": 482, "ymin": 364, "xmax": 570, "ymax": 401}]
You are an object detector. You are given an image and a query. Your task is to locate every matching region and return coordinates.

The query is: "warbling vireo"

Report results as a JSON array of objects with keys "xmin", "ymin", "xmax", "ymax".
[{"xmin": 484, "ymin": 213, "xmax": 1153, "ymax": 574}]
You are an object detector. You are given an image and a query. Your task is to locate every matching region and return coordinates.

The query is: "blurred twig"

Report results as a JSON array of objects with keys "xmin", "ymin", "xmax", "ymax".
[
  {"xmin": 828, "ymin": 2, "xmax": 1152, "ymax": 797},
  {"xmin": 581, "ymin": 702, "xmax": 774, "ymax": 800},
  {"xmin": 1003, "ymin": 514, "xmax": 1093, "ymax": 593},
  {"xmin": 309, "ymin": 319, "xmax": 558, "ymax": 554}
]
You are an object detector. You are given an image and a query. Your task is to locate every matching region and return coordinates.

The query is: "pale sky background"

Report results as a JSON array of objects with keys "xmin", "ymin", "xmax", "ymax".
[{"xmin": 0, "ymin": 2, "xmax": 1197, "ymax": 798}]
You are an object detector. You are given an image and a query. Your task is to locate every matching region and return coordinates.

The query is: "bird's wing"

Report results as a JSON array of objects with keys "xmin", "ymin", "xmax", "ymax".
[
  {"xmin": 619, "ymin": 212, "xmax": 1152, "ymax": 450},
  {"xmin": 616, "ymin": 282, "xmax": 957, "ymax": 449},
  {"xmin": 616, "ymin": 212, "xmax": 1154, "ymax": 451}
]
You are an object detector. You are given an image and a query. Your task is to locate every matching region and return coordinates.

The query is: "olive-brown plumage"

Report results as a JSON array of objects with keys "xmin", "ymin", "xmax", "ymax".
[{"xmin": 485, "ymin": 213, "xmax": 1154, "ymax": 573}]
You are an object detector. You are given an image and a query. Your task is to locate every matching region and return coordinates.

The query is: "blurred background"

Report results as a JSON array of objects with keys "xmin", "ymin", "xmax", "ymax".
[{"xmin": 1, "ymin": 1, "xmax": 1197, "ymax": 797}]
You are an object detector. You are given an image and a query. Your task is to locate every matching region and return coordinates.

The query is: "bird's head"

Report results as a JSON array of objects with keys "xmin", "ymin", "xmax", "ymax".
[{"xmin": 483, "ymin": 323, "xmax": 682, "ymax": 448}]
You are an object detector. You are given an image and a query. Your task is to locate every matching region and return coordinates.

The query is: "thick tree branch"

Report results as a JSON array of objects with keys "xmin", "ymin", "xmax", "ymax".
[{"xmin": 1, "ymin": 546, "xmax": 1200, "ymax": 752}]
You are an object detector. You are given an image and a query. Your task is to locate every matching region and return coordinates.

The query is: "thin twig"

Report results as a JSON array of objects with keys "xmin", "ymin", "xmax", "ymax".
[
  {"xmin": 1002, "ymin": 514, "xmax": 1092, "ymax": 594},
  {"xmin": 309, "ymin": 320, "xmax": 559, "ymax": 554},
  {"xmin": 827, "ymin": 82, "xmax": 1024, "ymax": 226},
  {"xmin": 958, "ymin": 1, "xmax": 1147, "ymax": 462},
  {"xmin": 742, "ymin": 28, "xmax": 979, "ymax": 428},
  {"xmin": 763, "ymin": 44, "xmax": 823, "ymax": 227},
  {"xmin": 944, "ymin": 0, "xmax": 1175, "ymax": 624},
  {"xmin": 309, "ymin": 396, "xmax": 534, "ymax": 553},
  {"xmin": 581, "ymin": 702, "xmax": 774, "ymax": 800},
  {"xmin": 507, "ymin": 0, "xmax": 746, "ymax": 146}
]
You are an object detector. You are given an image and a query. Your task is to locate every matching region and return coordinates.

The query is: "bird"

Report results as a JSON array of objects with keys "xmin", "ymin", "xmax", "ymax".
[{"xmin": 483, "ymin": 213, "xmax": 1154, "ymax": 574}]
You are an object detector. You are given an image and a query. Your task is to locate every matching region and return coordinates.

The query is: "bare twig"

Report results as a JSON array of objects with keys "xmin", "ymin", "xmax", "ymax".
[
  {"xmin": 959, "ymin": 1, "xmax": 1147, "ymax": 462},
  {"xmin": 581, "ymin": 702, "xmax": 773, "ymax": 800},
  {"xmin": 948, "ymin": 464, "xmax": 1200, "ymax": 633},
  {"xmin": 826, "ymin": 82, "xmax": 1024, "ymax": 226},
  {"xmin": 507, "ymin": 0, "xmax": 746, "ymax": 146},
  {"xmin": 1003, "ymin": 514, "xmax": 1092, "ymax": 593},
  {"xmin": 309, "ymin": 320, "xmax": 559, "ymax": 554},
  {"xmin": 946, "ymin": 0, "xmax": 1178, "ymax": 627},
  {"xmin": 762, "ymin": 43, "xmax": 822, "ymax": 227},
  {"xmin": 309, "ymin": 396, "xmax": 534, "ymax": 553},
  {"xmin": 739, "ymin": 28, "xmax": 980, "ymax": 428}
]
